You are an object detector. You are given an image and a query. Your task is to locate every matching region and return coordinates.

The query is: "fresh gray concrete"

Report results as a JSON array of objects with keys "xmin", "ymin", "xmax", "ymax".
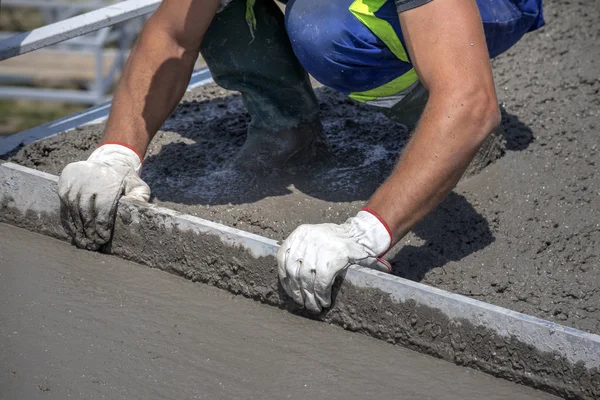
[
  {"xmin": 0, "ymin": 223, "xmax": 558, "ymax": 400},
  {"xmin": 1, "ymin": 92, "xmax": 598, "ymax": 399},
  {"xmin": 2, "ymin": 161, "xmax": 600, "ymax": 399}
]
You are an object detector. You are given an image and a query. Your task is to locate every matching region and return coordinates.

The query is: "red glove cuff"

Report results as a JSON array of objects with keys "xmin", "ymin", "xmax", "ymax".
[{"xmin": 360, "ymin": 207, "xmax": 393, "ymax": 255}]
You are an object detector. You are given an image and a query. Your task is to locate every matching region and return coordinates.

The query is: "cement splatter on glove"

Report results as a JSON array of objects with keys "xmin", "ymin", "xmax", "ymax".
[
  {"xmin": 277, "ymin": 209, "xmax": 392, "ymax": 313},
  {"xmin": 57, "ymin": 143, "xmax": 150, "ymax": 251}
]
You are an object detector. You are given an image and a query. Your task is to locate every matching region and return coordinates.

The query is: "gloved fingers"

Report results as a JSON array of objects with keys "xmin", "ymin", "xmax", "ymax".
[
  {"xmin": 304, "ymin": 243, "xmax": 348, "ymax": 310},
  {"xmin": 93, "ymin": 198, "xmax": 118, "ymax": 246},
  {"xmin": 285, "ymin": 257, "xmax": 305, "ymax": 306},
  {"xmin": 66, "ymin": 190, "xmax": 88, "ymax": 249},
  {"xmin": 312, "ymin": 261, "xmax": 345, "ymax": 310},
  {"xmin": 276, "ymin": 243, "xmax": 290, "ymax": 284},
  {"xmin": 58, "ymin": 164, "xmax": 92, "ymax": 249},
  {"xmin": 59, "ymin": 195, "xmax": 77, "ymax": 239},
  {"xmin": 313, "ymin": 274, "xmax": 334, "ymax": 310},
  {"xmin": 57, "ymin": 159, "xmax": 142, "ymax": 251},
  {"xmin": 278, "ymin": 227, "xmax": 309, "ymax": 305},
  {"xmin": 80, "ymin": 192, "xmax": 99, "ymax": 246},
  {"xmin": 93, "ymin": 177, "xmax": 127, "ymax": 247},
  {"xmin": 277, "ymin": 243, "xmax": 304, "ymax": 304},
  {"xmin": 83, "ymin": 193, "xmax": 108, "ymax": 249},
  {"xmin": 73, "ymin": 184, "xmax": 120, "ymax": 251},
  {"xmin": 122, "ymin": 175, "xmax": 151, "ymax": 203},
  {"xmin": 77, "ymin": 191, "xmax": 108, "ymax": 251},
  {"xmin": 355, "ymin": 255, "xmax": 392, "ymax": 273},
  {"xmin": 298, "ymin": 258, "xmax": 321, "ymax": 313},
  {"xmin": 58, "ymin": 167, "xmax": 78, "ymax": 240},
  {"xmin": 124, "ymin": 187, "xmax": 150, "ymax": 203}
]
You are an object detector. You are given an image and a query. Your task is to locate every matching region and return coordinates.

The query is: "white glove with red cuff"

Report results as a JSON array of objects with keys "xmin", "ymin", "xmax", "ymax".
[
  {"xmin": 277, "ymin": 209, "xmax": 392, "ymax": 313},
  {"xmin": 57, "ymin": 143, "xmax": 150, "ymax": 251}
]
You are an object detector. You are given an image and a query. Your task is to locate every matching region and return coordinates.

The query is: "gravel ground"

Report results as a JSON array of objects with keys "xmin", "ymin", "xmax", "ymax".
[{"xmin": 6, "ymin": 0, "xmax": 599, "ymax": 333}]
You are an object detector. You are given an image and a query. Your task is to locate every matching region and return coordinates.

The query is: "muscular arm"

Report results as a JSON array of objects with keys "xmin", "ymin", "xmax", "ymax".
[
  {"xmin": 102, "ymin": 0, "xmax": 220, "ymax": 156},
  {"xmin": 366, "ymin": 0, "xmax": 501, "ymax": 242}
]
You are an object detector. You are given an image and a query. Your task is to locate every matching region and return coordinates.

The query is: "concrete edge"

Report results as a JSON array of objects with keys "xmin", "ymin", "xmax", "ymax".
[
  {"xmin": 2, "ymin": 161, "xmax": 599, "ymax": 399},
  {"xmin": 3, "ymin": 162, "xmax": 59, "ymax": 182},
  {"xmin": 120, "ymin": 190, "xmax": 279, "ymax": 260},
  {"xmin": 346, "ymin": 266, "xmax": 600, "ymax": 366}
]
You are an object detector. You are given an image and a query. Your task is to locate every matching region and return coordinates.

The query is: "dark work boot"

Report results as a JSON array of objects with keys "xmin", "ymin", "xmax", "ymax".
[
  {"xmin": 381, "ymin": 82, "xmax": 429, "ymax": 131},
  {"xmin": 200, "ymin": 0, "xmax": 327, "ymax": 171}
]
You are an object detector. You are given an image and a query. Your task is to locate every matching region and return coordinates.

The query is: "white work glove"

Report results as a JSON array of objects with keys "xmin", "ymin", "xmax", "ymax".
[
  {"xmin": 277, "ymin": 209, "xmax": 392, "ymax": 313},
  {"xmin": 57, "ymin": 143, "xmax": 150, "ymax": 251}
]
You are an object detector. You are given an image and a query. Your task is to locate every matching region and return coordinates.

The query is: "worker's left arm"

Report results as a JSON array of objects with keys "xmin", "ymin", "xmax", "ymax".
[{"xmin": 278, "ymin": 0, "xmax": 501, "ymax": 312}]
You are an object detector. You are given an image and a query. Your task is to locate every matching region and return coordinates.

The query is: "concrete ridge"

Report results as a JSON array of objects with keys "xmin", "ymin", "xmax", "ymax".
[{"xmin": 1, "ymin": 161, "xmax": 599, "ymax": 399}]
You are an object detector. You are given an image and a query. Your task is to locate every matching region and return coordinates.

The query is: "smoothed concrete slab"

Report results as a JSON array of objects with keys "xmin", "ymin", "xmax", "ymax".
[{"xmin": 0, "ymin": 223, "xmax": 557, "ymax": 400}]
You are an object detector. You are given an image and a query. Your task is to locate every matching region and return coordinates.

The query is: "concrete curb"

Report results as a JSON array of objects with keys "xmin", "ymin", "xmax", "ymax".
[{"xmin": 2, "ymin": 161, "xmax": 599, "ymax": 399}]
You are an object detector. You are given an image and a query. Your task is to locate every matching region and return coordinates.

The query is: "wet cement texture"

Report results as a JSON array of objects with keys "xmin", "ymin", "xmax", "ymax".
[
  {"xmin": 3, "ymin": 164, "xmax": 597, "ymax": 398},
  {"xmin": 0, "ymin": 223, "xmax": 559, "ymax": 400},
  {"xmin": 110, "ymin": 202, "xmax": 600, "ymax": 399},
  {"xmin": 6, "ymin": 0, "xmax": 599, "ymax": 335}
]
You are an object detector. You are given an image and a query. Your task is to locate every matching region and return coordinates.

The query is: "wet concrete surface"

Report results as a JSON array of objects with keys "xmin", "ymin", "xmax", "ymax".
[
  {"xmin": 5, "ymin": 0, "xmax": 599, "ymax": 334},
  {"xmin": 0, "ymin": 223, "xmax": 558, "ymax": 400}
]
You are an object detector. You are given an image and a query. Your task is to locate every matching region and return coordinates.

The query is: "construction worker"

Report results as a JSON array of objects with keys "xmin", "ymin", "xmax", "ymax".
[{"xmin": 58, "ymin": 0, "xmax": 544, "ymax": 312}]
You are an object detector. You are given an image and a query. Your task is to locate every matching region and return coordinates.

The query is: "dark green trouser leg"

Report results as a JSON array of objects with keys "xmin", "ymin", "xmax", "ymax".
[{"xmin": 200, "ymin": 0, "xmax": 326, "ymax": 170}]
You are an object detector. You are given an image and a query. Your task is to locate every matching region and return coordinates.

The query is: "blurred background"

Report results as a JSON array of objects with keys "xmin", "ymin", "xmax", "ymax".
[{"xmin": 0, "ymin": 0, "xmax": 204, "ymax": 137}]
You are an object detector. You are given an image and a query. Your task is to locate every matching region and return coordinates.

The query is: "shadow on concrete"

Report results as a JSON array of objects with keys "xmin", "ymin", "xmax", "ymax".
[
  {"xmin": 142, "ymin": 89, "xmax": 533, "ymax": 210},
  {"xmin": 142, "ymin": 87, "xmax": 408, "ymax": 205},
  {"xmin": 389, "ymin": 192, "xmax": 495, "ymax": 281},
  {"xmin": 500, "ymin": 106, "xmax": 535, "ymax": 151}
]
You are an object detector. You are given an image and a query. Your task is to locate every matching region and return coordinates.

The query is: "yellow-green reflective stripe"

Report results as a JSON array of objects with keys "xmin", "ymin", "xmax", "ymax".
[
  {"xmin": 349, "ymin": 0, "xmax": 409, "ymax": 62},
  {"xmin": 246, "ymin": 0, "xmax": 256, "ymax": 40},
  {"xmin": 348, "ymin": 68, "xmax": 418, "ymax": 102},
  {"xmin": 348, "ymin": 0, "xmax": 418, "ymax": 102}
]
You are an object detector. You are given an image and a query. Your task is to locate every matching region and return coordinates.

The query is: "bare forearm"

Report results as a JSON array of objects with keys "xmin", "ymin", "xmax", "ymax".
[
  {"xmin": 102, "ymin": 18, "xmax": 199, "ymax": 156},
  {"xmin": 366, "ymin": 90, "xmax": 500, "ymax": 243},
  {"xmin": 102, "ymin": 0, "xmax": 222, "ymax": 156},
  {"xmin": 367, "ymin": 0, "xmax": 503, "ymax": 244}
]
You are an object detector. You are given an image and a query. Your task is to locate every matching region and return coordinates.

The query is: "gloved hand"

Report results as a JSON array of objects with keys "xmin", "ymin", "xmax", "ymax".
[
  {"xmin": 57, "ymin": 143, "xmax": 150, "ymax": 251},
  {"xmin": 277, "ymin": 209, "xmax": 392, "ymax": 312}
]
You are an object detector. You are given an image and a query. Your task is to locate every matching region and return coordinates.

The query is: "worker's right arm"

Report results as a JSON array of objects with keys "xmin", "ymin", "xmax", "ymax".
[{"xmin": 58, "ymin": 0, "xmax": 220, "ymax": 250}]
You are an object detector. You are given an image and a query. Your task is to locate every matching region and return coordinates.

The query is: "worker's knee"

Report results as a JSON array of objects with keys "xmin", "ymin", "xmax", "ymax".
[
  {"xmin": 285, "ymin": 0, "xmax": 351, "ymax": 90},
  {"xmin": 285, "ymin": 0, "xmax": 408, "ymax": 96}
]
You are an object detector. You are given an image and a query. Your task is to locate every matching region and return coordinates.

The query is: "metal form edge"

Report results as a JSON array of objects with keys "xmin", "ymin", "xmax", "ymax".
[
  {"xmin": 345, "ymin": 266, "xmax": 600, "ymax": 367},
  {"xmin": 1, "ymin": 161, "xmax": 599, "ymax": 399}
]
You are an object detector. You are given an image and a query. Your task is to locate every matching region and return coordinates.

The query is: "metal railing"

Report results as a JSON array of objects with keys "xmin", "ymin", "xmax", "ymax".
[
  {"xmin": 0, "ymin": 0, "xmax": 213, "ymax": 156},
  {"xmin": 0, "ymin": 0, "xmax": 161, "ymax": 104}
]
